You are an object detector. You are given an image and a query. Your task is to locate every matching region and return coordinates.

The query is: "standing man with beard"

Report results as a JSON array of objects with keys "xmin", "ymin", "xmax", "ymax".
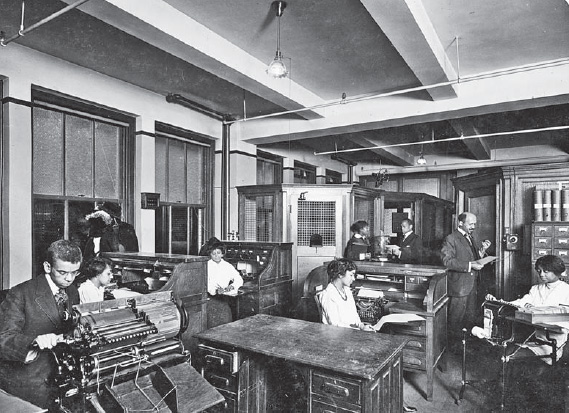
[
  {"xmin": 441, "ymin": 212, "xmax": 491, "ymax": 350},
  {"xmin": 0, "ymin": 240, "xmax": 82, "ymax": 410}
]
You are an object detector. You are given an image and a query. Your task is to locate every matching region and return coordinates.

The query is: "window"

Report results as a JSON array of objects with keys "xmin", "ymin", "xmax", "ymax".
[
  {"xmin": 257, "ymin": 150, "xmax": 283, "ymax": 184},
  {"xmin": 325, "ymin": 169, "xmax": 342, "ymax": 184},
  {"xmin": 32, "ymin": 90, "xmax": 134, "ymax": 275},
  {"xmin": 155, "ymin": 125, "xmax": 213, "ymax": 255},
  {"xmin": 293, "ymin": 161, "xmax": 316, "ymax": 184}
]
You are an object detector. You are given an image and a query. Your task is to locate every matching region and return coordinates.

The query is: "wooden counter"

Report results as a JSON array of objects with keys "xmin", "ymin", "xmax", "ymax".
[
  {"xmin": 353, "ymin": 261, "xmax": 448, "ymax": 401},
  {"xmin": 196, "ymin": 314, "xmax": 407, "ymax": 412}
]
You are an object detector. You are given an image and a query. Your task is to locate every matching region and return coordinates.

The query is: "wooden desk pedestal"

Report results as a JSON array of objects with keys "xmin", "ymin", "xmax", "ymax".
[{"xmin": 196, "ymin": 315, "xmax": 407, "ymax": 412}]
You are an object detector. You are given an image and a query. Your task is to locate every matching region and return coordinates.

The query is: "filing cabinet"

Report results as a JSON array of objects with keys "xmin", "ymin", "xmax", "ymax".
[{"xmin": 532, "ymin": 222, "xmax": 569, "ymax": 282}]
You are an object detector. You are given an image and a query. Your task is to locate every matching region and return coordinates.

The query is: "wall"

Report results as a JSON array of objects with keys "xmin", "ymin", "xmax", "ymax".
[{"xmin": 0, "ymin": 44, "xmax": 221, "ymax": 287}]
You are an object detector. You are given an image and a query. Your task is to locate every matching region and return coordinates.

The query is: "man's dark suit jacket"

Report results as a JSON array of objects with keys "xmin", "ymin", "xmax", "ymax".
[
  {"xmin": 441, "ymin": 229, "xmax": 482, "ymax": 297},
  {"xmin": 0, "ymin": 274, "xmax": 79, "ymax": 409},
  {"xmin": 399, "ymin": 232, "xmax": 423, "ymax": 264}
]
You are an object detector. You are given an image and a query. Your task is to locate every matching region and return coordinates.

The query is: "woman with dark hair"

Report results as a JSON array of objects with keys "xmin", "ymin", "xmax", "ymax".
[
  {"xmin": 344, "ymin": 220, "xmax": 371, "ymax": 261},
  {"xmin": 77, "ymin": 256, "xmax": 114, "ymax": 303},
  {"xmin": 319, "ymin": 258, "xmax": 373, "ymax": 331},
  {"xmin": 206, "ymin": 243, "xmax": 243, "ymax": 328}
]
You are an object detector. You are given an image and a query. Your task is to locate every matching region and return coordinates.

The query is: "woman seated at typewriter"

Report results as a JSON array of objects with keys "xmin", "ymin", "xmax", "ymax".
[
  {"xmin": 485, "ymin": 255, "xmax": 569, "ymax": 409},
  {"xmin": 319, "ymin": 258, "xmax": 374, "ymax": 331},
  {"xmin": 486, "ymin": 254, "xmax": 569, "ymax": 365}
]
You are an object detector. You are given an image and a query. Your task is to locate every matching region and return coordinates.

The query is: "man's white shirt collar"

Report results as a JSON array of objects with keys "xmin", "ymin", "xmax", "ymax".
[{"xmin": 45, "ymin": 273, "xmax": 60, "ymax": 295}]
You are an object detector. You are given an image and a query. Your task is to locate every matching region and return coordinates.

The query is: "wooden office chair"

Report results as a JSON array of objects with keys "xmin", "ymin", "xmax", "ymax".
[
  {"xmin": 314, "ymin": 291, "xmax": 324, "ymax": 321},
  {"xmin": 292, "ymin": 265, "xmax": 328, "ymax": 322}
]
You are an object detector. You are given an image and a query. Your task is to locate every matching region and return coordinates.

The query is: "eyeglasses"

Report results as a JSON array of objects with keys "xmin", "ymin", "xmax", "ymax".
[{"xmin": 54, "ymin": 269, "xmax": 80, "ymax": 278}]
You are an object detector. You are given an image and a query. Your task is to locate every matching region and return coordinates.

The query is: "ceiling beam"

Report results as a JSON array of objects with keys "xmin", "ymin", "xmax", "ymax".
[
  {"xmin": 360, "ymin": 0, "xmax": 458, "ymax": 101},
  {"xmin": 348, "ymin": 135, "xmax": 415, "ymax": 166},
  {"xmin": 62, "ymin": 0, "xmax": 324, "ymax": 120},
  {"xmin": 448, "ymin": 119, "xmax": 491, "ymax": 160}
]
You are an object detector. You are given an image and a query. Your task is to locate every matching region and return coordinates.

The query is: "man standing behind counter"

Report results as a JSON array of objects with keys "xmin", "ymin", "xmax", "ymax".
[
  {"xmin": 0, "ymin": 240, "xmax": 81, "ymax": 409},
  {"xmin": 441, "ymin": 212, "xmax": 491, "ymax": 350},
  {"xmin": 390, "ymin": 218, "xmax": 423, "ymax": 264}
]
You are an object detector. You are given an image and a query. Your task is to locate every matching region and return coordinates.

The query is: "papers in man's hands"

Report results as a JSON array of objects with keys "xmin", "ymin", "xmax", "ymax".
[
  {"xmin": 474, "ymin": 255, "xmax": 498, "ymax": 267},
  {"xmin": 372, "ymin": 313, "xmax": 425, "ymax": 331}
]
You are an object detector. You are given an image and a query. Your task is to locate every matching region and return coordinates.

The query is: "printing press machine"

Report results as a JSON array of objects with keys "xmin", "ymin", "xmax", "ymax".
[{"xmin": 51, "ymin": 291, "xmax": 223, "ymax": 412}]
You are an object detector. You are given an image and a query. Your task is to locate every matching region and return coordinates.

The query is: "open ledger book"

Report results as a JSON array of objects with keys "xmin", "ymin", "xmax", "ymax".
[{"xmin": 371, "ymin": 313, "xmax": 425, "ymax": 331}]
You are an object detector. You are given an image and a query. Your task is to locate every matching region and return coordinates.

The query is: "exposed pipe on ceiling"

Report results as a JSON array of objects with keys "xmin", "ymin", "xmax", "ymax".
[
  {"xmin": 1, "ymin": 0, "xmax": 91, "ymax": 47},
  {"xmin": 314, "ymin": 125, "xmax": 569, "ymax": 156},
  {"xmin": 222, "ymin": 56, "xmax": 569, "ymax": 126}
]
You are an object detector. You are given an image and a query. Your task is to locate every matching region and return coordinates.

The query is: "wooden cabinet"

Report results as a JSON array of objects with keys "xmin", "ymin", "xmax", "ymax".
[
  {"xmin": 196, "ymin": 315, "xmax": 407, "ymax": 412},
  {"xmin": 222, "ymin": 241, "xmax": 293, "ymax": 318},
  {"xmin": 102, "ymin": 252, "xmax": 209, "ymax": 353},
  {"xmin": 236, "ymin": 184, "xmax": 454, "ymax": 301},
  {"xmin": 354, "ymin": 261, "xmax": 448, "ymax": 401}
]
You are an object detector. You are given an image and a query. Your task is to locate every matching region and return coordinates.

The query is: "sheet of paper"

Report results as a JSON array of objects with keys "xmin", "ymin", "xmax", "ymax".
[
  {"xmin": 357, "ymin": 288, "xmax": 384, "ymax": 299},
  {"xmin": 372, "ymin": 313, "xmax": 425, "ymax": 331},
  {"xmin": 475, "ymin": 255, "xmax": 498, "ymax": 266},
  {"xmin": 222, "ymin": 289, "xmax": 239, "ymax": 296}
]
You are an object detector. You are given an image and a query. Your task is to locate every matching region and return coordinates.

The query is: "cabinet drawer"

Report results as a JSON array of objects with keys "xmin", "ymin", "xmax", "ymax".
[
  {"xmin": 404, "ymin": 337, "xmax": 426, "ymax": 352},
  {"xmin": 198, "ymin": 344, "xmax": 240, "ymax": 374},
  {"xmin": 214, "ymin": 388, "xmax": 237, "ymax": 412},
  {"xmin": 533, "ymin": 237, "xmax": 552, "ymax": 248},
  {"xmin": 389, "ymin": 321, "xmax": 426, "ymax": 337},
  {"xmin": 402, "ymin": 348, "xmax": 427, "ymax": 370},
  {"xmin": 312, "ymin": 372, "xmax": 361, "ymax": 406},
  {"xmin": 534, "ymin": 225, "xmax": 553, "ymax": 236},
  {"xmin": 311, "ymin": 398, "xmax": 360, "ymax": 413},
  {"xmin": 554, "ymin": 249, "xmax": 569, "ymax": 263},
  {"xmin": 204, "ymin": 369, "xmax": 238, "ymax": 392},
  {"xmin": 534, "ymin": 248, "xmax": 552, "ymax": 260},
  {"xmin": 554, "ymin": 238, "xmax": 569, "ymax": 248},
  {"xmin": 554, "ymin": 225, "xmax": 569, "ymax": 237}
]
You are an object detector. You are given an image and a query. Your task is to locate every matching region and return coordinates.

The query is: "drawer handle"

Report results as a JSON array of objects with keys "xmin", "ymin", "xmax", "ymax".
[
  {"xmin": 560, "ymin": 239, "xmax": 568, "ymax": 244},
  {"xmin": 406, "ymin": 340, "xmax": 424, "ymax": 349},
  {"xmin": 205, "ymin": 355, "xmax": 225, "ymax": 366},
  {"xmin": 209, "ymin": 374, "xmax": 230, "ymax": 388},
  {"xmin": 322, "ymin": 382, "xmax": 349, "ymax": 398}
]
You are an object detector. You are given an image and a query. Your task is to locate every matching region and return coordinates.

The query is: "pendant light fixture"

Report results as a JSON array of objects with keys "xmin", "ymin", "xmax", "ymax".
[{"xmin": 266, "ymin": 1, "xmax": 288, "ymax": 79}]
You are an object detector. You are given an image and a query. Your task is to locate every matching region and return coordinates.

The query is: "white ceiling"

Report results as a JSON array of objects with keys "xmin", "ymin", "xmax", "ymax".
[{"xmin": 2, "ymin": 0, "xmax": 569, "ymax": 172}]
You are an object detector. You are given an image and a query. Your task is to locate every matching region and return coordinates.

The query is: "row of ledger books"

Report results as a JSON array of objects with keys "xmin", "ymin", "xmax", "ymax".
[{"xmin": 533, "ymin": 189, "xmax": 569, "ymax": 221}]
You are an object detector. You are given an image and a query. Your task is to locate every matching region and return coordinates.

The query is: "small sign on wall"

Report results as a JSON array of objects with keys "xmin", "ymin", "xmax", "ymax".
[{"xmin": 141, "ymin": 192, "xmax": 160, "ymax": 209}]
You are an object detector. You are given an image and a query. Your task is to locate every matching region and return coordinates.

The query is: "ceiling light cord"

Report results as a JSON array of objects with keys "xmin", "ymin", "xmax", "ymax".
[{"xmin": 225, "ymin": 56, "xmax": 569, "ymax": 125}]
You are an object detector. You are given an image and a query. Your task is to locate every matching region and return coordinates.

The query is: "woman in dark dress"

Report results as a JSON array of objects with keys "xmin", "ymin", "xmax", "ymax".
[{"xmin": 344, "ymin": 220, "xmax": 371, "ymax": 260}]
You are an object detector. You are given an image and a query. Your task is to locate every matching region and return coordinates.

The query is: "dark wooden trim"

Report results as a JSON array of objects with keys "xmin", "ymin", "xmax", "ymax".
[
  {"xmin": 135, "ymin": 130, "xmax": 156, "ymax": 138},
  {"xmin": 1, "ymin": 96, "xmax": 31, "ymax": 107}
]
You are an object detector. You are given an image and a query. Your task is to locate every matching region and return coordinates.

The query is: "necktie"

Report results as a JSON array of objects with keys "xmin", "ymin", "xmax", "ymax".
[
  {"xmin": 54, "ymin": 289, "xmax": 68, "ymax": 320},
  {"xmin": 464, "ymin": 233, "xmax": 479, "ymax": 260}
]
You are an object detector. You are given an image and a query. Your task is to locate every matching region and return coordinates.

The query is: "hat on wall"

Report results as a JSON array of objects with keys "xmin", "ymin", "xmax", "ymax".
[{"xmin": 98, "ymin": 202, "xmax": 122, "ymax": 219}]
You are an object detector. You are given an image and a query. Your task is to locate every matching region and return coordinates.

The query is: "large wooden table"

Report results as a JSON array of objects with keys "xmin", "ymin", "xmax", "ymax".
[{"xmin": 196, "ymin": 314, "xmax": 408, "ymax": 412}]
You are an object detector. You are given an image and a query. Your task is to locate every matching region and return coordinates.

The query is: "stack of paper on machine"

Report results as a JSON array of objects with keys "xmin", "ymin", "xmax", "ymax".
[
  {"xmin": 357, "ymin": 288, "xmax": 384, "ymax": 299},
  {"xmin": 372, "ymin": 313, "xmax": 425, "ymax": 332}
]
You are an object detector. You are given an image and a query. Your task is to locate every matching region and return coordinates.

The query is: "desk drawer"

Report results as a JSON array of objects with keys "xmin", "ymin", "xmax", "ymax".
[
  {"xmin": 204, "ymin": 369, "xmax": 238, "ymax": 392},
  {"xmin": 389, "ymin": 321, "xmax": 426, "ymax": 337},
  {"xmin": 534, "ymin": 248, "xmax": 552, "ymax": 260},
  {"xmin": 402, "ymin": 348, "xmax": 426, "ymax": 370},
  {"xmin": 554, "ymin": 225, "xmax": 569, "ymax": 237},
  {"xmin": 312, "ymin": 398, "xmax": 360, "ymax": 413},
  {"xmin": 312, "ymin": 372, "xmax": 361, "ymax": 406},
  {"xmin": 198, "ymin": 344, "xmax": 240, "ymax": 374}
]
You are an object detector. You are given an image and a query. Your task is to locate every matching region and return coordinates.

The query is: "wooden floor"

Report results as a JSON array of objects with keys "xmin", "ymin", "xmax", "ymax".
[{"xmin": 404, "ymin": 340, "xmax": 566, "ymax": 412}]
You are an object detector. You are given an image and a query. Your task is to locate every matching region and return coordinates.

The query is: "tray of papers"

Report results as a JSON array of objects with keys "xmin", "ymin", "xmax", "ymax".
[{"xmin": 515, "ymin": 306, "xmax": 569, "ymax": 324}]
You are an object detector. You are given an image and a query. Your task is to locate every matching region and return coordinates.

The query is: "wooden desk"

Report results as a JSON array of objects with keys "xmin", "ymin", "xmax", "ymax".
[
  {"xmin": 353, "ymin": 261, "xmax": 448, "ymax": 401},
  {"xmin": 196, "ymin": 314, "xmax": 407, "ymax": 412}
]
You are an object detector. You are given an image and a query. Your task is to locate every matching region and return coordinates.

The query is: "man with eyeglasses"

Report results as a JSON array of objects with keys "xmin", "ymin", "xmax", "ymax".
[{"xmin": 0, "ymin": 239, "xmax": 82, "ymax": 410}]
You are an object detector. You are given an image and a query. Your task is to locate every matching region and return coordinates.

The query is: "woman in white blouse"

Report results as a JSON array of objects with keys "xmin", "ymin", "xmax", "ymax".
[
  {"xmin": 78, "ymin": 257, "xmax": 113, "ymax": 303},
  {"xmin": 319, "ymin": 258, "xmax": 373, "ymax": 331}
]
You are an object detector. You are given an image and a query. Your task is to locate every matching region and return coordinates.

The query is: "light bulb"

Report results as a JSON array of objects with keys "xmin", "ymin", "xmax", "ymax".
[{"xmin": 267, "ymin": 52, "xmax": 288, "ymax": 78}]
